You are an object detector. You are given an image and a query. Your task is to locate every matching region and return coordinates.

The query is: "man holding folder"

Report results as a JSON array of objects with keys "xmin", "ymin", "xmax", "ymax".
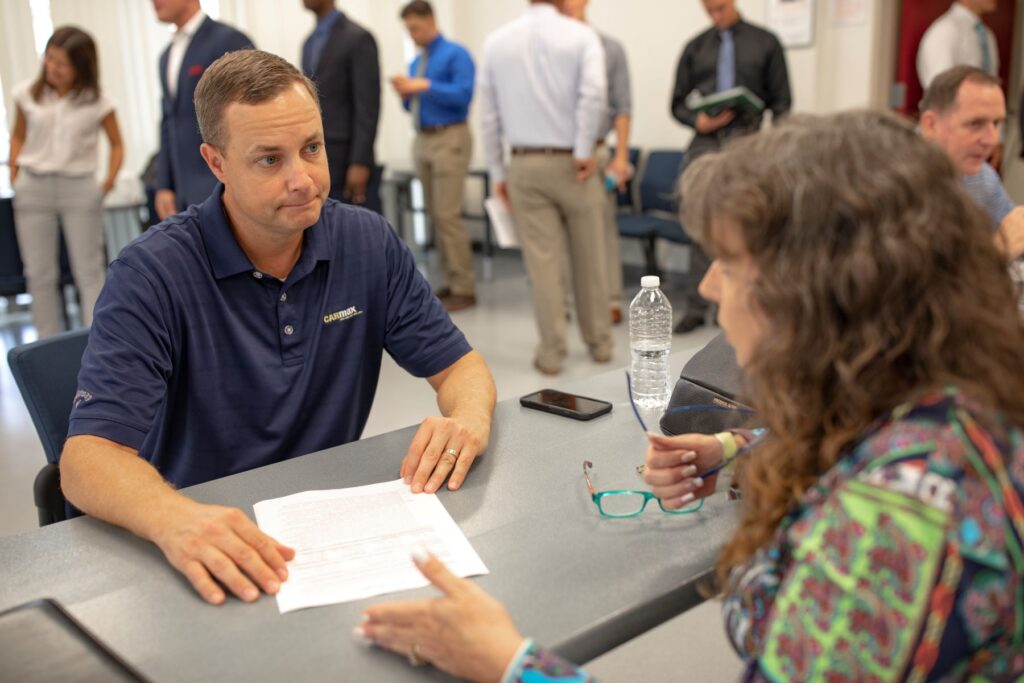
[{"xmin": 670, "ymin": 0, "xmax": 791, "ymax": 333}]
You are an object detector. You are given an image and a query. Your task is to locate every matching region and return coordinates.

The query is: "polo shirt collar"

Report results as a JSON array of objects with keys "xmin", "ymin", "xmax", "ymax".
[{"xmin": 199, "ymin": 184, "xmax": 333, "ymax": 281}]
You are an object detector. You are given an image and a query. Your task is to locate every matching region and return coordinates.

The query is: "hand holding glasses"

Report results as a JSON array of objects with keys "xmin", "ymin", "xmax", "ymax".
[{"xmin": 583, "ymin": 460, "xmax": 704, "ymax": 517}]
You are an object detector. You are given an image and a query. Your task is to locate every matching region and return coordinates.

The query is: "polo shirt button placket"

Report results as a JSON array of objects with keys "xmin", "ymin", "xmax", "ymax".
[{"xmin": 283, "ymin": 324, "xmax": 294, "ymax": 336}]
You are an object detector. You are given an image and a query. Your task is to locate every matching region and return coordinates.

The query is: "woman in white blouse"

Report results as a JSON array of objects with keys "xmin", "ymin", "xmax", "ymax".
[{"xmin": 9, "ymin": 25, "xmax": 123, "ymax": 338}]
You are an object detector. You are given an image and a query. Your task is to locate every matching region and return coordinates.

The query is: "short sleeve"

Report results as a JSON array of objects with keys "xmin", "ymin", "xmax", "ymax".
[
  {"xmin": 67, "ymin": 259, "xmax": 176, "ymax": 450},
  {"xmin": 381, "ymin": 225, "xmax": 471, "ymax": 378},
  {"xmin": 94, "ymin": 90, "xmax": 115, "ymax": 120}
]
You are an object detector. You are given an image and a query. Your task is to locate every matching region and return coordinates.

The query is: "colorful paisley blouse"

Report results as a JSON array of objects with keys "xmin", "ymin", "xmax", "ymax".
[{"xmin": 502, "ymin": 388, "xmax": 1024, "ymax": 682}]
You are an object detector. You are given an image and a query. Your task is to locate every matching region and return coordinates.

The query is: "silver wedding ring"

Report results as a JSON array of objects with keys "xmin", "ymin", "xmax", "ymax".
[{"xmin": 408, "ymin": 643, "xmax": 427, "ymax": 667}]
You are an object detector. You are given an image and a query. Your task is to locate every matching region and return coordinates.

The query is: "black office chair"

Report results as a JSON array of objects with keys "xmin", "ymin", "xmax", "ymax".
[
  {"xmin": 7, "ymin": 329, "xmax": 91, "ymax": 526},
  {"xmin": 0, "ymin": 196, "xmax": 80, "ymax": 328},
  {"xmin": 615, "ymin": 149, "xmax": 689, "ymax": 276}
]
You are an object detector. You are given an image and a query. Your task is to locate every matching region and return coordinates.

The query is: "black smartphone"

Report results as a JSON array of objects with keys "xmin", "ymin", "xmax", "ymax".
[{"xmin": 519, "ymin": 389, "xmax": 613, "ymax": 421}]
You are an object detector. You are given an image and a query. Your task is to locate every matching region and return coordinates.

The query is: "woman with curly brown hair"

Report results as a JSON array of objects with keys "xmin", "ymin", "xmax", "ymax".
[{"xmin": 358, "ymin": 110, "xmax": 1024, "ymax": 682}]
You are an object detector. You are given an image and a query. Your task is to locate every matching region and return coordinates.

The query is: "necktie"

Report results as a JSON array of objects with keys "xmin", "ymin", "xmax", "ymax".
[
  {"xmin": 975, "ymin": 22, "xmax": 992, "ymax": 75},
  {"xmin": 717, "ymin": 30, "xmax": 735, "ymax": 92},
  {"xmin": 411, "ymin": 50, "xmax": 429, "ymax": 131}
]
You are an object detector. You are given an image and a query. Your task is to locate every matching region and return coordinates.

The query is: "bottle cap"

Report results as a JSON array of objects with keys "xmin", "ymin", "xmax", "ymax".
[{"xmin": 641, "ymin": 275, "xmax": 660, "ymax": 289}]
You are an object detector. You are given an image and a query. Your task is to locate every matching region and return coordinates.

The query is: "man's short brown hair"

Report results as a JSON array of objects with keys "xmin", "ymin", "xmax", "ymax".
[
  {"xmin": 919, "ymin": 65, "xmax": 1001, "ymax": 115},
  {"xmin": 400, "ymin": 0, "xmax": 433, "ymax": 19},
  {"xmin": 194, "ymin": 49, "xmax": 319, "ymax": 150}
]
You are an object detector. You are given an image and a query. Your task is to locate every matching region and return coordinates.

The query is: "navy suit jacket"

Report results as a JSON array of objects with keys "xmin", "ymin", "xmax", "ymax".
[
  {"xmin": 305, "ymin": 12, "xmax": 380, "ymax": 169},
  {"xmin": 157, "ymin": 17, "xmax": 252, "ymax": 211}
]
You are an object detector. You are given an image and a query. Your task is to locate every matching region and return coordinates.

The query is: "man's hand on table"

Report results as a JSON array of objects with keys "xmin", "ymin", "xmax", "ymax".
[
  {"xmin": 149, "ymin": 497, "xmax": 295, "ymax": 605},
  {"xmin": 400, "ymin": 412, "xmax": 490, "ymax": 494}
]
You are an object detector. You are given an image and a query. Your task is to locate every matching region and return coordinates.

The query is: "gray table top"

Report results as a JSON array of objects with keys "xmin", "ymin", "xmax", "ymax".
[{"xmin": 0, "ymin": 353, "xmax": 738, "ymax": 682}]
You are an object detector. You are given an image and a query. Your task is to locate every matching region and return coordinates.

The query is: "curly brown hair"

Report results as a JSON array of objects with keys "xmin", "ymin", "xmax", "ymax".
[{"xmin": 680, "ymin": 110, "xmax": 1024, "ymax": 589}]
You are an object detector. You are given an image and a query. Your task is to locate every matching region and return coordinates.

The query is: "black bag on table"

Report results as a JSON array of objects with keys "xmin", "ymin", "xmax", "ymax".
[{"xmin": 659, "ymin": 333, "xmax": 757, "ymax": 436}]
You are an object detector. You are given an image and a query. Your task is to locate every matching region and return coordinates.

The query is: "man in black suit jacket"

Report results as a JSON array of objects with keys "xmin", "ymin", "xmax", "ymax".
[
  {"xmin": 154, "ymin": 0, "xmax": 252, "ymax": 219},
  {"xmin": 302, "ymin": 1, "xmax": 382, "ymax": 213}
]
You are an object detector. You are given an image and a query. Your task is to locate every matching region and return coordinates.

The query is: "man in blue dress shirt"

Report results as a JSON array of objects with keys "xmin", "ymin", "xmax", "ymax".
[
  {"xmin": 392, "ymin": 1, "xmax": 477, "ymax": 312},
  {"xmin": 60, "ymin": 50, "xmax": 496, "ymax": 607}
]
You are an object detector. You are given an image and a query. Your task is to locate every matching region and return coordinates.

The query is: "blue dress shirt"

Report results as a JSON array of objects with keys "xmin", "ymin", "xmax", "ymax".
[
  {"xmin": 69, "ymin": 186, "xmax": 471, "ymax": 489},
  {"xmin": 405, "ymin": 34, "xmax": 475, "ymax": 128},
  {"xmin": 302, "ymin": 8, "xmax": 342, "ymax": 75}
]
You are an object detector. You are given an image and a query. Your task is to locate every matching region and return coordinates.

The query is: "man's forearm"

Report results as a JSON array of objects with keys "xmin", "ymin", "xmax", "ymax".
[
  {"xmin": 435, "ymin": 351, "xmax": 496, "ymax": 434},
  {"xmin": 614, "ymin": 115, "xmax": 631, "ymax": 160},
  {"xmin": 60, "ymin": 435, "xmax": 189, "ymax": 542}
]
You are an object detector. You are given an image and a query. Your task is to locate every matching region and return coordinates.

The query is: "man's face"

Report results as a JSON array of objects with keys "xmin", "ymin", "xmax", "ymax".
[
  {"xmin": 202, "ymin": 83, "xmax": 330, "ymax": 241},
  {"xmin": 403, "ymin": 15, "xmax": 436, "ymax": 48},
  {"xmin": 152, "ymin": 0, "xmax": 195, "ymax": 24},
  {"xmin": 921, "ymin": 81, "xmax": 1005, "ymax": 176},
  {"xmin": 702, "ymin": 0, "xmax": 740, "ymax": 29}
]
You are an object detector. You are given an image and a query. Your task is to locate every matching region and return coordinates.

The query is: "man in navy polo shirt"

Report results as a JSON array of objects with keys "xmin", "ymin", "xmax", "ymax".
[{"xmin": 60, "ymin": 50, "xmax": 496, "ymax": 607}]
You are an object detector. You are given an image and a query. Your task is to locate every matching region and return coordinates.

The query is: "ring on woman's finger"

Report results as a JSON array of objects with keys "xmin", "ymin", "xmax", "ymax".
[{"xmin": 408, "ymin": 643, "xmax": 428, "ymax": 667}]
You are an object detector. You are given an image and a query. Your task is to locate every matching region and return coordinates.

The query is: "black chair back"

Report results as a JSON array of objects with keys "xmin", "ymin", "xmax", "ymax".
[
  {"xmin": 638, "ymin": 150, "xmax": 685, "ymax": 215},
  {"xmin": 7, "ymin": 328, "xmax": 91, "ymax": 525}
]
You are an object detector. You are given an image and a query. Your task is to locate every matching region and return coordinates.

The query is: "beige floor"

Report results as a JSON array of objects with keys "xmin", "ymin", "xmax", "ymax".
[{"xmin": 0, "ymin": 251, "xmax": 742, "ymax": 682}]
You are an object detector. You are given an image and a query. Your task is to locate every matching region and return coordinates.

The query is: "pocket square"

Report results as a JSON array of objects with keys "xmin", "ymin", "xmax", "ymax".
[{"xmin": 188, "ymin": 64, "xmax": 204, "ymax": 77}]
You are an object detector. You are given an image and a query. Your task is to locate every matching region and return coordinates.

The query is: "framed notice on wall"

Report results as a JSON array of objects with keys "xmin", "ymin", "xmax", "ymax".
[{"xmin": 765, "ymin": 0, "xmax": 816, "ymax": 48}]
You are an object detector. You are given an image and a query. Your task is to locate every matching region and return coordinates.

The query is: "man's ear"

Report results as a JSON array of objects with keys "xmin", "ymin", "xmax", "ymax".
[
  {"xmin": 919, "ymin": 110, "xmax": 937, "ymax": 139},
  {"xmin": 200, "ymin": 142, "xmax": 227, "ymax": 183}
]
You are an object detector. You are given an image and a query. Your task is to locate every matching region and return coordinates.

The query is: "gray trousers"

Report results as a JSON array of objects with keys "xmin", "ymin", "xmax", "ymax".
[
  {"xmin": 508, "ymin": 154, "xmax": 612, "ymax": 370},
  {"xmin": 12, "ymin": 171, "xmax": 107, "ymax": 338}
]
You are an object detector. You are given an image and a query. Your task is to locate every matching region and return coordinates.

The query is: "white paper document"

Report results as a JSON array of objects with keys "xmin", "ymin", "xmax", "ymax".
[
  {"xmin": 484, "ymin": 196, "xmax": 519, "ymax": 249},
  {"xmin": 253, "ymin": 479, "xmax": 488, "ymax": 613}
]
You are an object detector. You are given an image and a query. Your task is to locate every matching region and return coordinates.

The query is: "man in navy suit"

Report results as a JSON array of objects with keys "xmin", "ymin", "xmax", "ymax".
[
  {"xmin": 302, "ymin": 1, "xmax": 382, "ymax": 213},
  {"xmin": 153, "ymin": 0, "xmax": 252, "ymax": 219}
]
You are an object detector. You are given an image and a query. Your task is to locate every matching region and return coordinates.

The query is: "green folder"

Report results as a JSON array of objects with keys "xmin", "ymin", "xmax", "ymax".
[{"xmin": 685, "ymin": 87, "xmax": 765, "ymax": 115}]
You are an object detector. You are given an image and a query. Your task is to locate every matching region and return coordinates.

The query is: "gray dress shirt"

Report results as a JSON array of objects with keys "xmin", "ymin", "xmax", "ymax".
[{"xmin": 597, "ymin": 31, "xmax": 631, "ymax": 142}]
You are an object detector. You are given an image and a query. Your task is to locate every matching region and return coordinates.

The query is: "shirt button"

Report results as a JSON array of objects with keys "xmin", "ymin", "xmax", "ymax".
[
  {"xmin": 283, "ymin": 324, "xmax": 294, "ymax": 336},
  {"xmin": 280, "ymin": 292, "xmax": 288, "ymax": 302},
  {"xmin": 253, "ymin": 271, "xmax": 263, "ymax": 279}
]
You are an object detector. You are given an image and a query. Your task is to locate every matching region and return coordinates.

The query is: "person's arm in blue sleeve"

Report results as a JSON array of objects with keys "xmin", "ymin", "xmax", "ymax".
[
  {"xmin": 61, "ymin": 260, "xmax": 295, "ymax": 607},
  {"xmin": 422, "ymin": 47, "xmax": 474, "ymax": 110},
  {"xmin": 373, "ymin": 219, "xmax": 495, "ymax": 494}
]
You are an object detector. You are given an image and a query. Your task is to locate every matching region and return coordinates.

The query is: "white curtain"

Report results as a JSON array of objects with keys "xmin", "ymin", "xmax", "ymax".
[{"xmin": 0, "ymin": 0, "xmax": 41, "ymax": 169}]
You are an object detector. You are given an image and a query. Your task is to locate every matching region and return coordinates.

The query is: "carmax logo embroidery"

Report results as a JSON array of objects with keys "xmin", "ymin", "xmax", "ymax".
[{"xmin": 323, "ymin": 306, "xmax": 363, "ymax": 325}]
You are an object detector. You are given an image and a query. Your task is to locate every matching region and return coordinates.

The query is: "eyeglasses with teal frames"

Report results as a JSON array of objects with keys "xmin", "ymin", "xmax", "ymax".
[{"xmin": 583, "ymin": 460, "xmax": 704, "ymax": 517}]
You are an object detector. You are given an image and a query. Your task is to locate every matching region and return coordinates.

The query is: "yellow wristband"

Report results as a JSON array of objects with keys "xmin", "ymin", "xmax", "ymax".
[{"xmin": 714, "ymin": 431, "xmax": 739, "ymax": 462}]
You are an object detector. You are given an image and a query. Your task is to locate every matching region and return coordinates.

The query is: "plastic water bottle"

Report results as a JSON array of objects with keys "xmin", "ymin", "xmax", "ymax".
[{"xmin": 629, "ymin": 275, "xmax": 673, "ymax": 412}]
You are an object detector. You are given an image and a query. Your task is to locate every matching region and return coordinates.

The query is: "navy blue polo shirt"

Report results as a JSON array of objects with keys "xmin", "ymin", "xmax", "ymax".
[{"xmin": 68, "ymin": 186, "xmax": 471, "ymax": 489}]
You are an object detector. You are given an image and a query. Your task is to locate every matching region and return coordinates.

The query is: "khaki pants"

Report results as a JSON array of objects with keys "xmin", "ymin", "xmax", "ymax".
[
  {"xmin": 508, "ymin": 154, "xmax": 611, "ymax": 370},
  {"xmin": 12, "ymin": 170, "xmax": 107, "ymax": 338},
  {"xmin": 413, "ymin": 123, "xmax": 475, "ymax": 296}
]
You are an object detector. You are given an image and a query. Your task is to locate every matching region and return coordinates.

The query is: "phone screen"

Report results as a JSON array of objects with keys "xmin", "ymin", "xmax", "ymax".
[{"xmin": 520, "ymin": 390, "xmax": 612, "ymax": 420}]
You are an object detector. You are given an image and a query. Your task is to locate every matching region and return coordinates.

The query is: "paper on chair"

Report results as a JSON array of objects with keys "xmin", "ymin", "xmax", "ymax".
[
  {"xmin": 253, "ymin": 479, "xmax": 488, "ymax": 613},
  {"xmin": 484, "ymin": 196, "xmax": 519, "ymax": 249}
]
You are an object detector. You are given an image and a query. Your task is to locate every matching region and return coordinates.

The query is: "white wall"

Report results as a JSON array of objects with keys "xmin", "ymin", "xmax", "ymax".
[{"xmin": 1, "ymin": 0, "xmax": 890, "ymax": 192}]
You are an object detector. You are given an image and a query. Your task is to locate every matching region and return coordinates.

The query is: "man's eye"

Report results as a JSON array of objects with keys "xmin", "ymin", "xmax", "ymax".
[
  {"xmin": 306, "ymin": 143, "xmax": 321, "ymax": 154},
  {"xmin": 258, "ymin": 156, "xmax": 278, "ymax": 166}
]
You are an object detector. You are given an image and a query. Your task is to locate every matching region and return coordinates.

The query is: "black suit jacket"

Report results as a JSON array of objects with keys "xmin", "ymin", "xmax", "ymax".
[
  {"xmin": 157, "ymin": 17, "xmax": 253, "ymax": 210},
  {"xmin": 306, "ymin": 12, "xmax": 380, "ymax": 169}
]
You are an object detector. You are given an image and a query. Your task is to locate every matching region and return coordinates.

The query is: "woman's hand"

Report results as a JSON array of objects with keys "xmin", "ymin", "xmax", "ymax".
[
  {"xmin": 360, "ymin": 551, "xmax": 525, "ymax": 683},
  {"xmin": 644, "ymin": 433, "xmax": 724, "ymax": 508}
]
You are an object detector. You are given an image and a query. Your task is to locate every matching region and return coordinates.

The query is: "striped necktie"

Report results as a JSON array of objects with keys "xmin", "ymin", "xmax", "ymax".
[
  {"xmin": 975, "ymin": 22, "xmax": 992, "ymax": 75},
  {"xmin": 717, "ymin": 29, "xmax": 736, "ymax": 92}
]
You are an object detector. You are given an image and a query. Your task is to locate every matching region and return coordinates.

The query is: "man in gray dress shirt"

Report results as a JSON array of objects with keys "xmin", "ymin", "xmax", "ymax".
[
  {"xmin": 478, "ymin": 0, "xmax": 611, "ymax": 376},
  {"xmin": 562, "ymin": 0, "xmax": 632, "ymax": 325}
]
